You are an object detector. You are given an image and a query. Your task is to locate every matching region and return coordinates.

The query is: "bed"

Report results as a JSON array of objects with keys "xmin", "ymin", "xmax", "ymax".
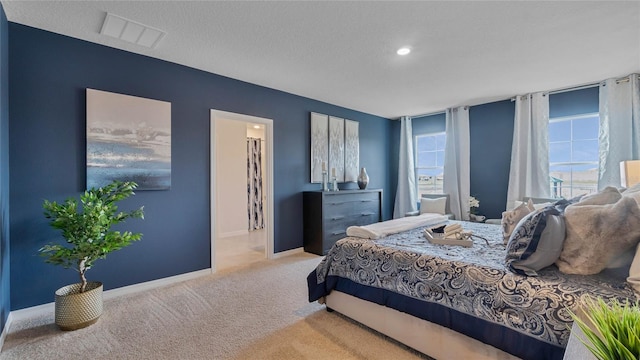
[{"xmin": 307, "ymin": 220, "xmax": 637, "ymax": 360}]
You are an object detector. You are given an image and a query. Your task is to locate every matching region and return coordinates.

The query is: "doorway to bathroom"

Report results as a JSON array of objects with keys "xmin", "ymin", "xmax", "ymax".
[{"xmin": 210, "ymin": 110, "xmax": 274, "ymax": 272}]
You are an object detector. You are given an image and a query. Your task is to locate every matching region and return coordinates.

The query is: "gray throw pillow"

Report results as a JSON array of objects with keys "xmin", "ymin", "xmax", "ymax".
[
  {"xmin": 556, "ymin": 196, "xmax": 640, "ymax": 275},
  {"xmin": 505, "ymin": 207, "xmax": 566, "ymax": 276}
]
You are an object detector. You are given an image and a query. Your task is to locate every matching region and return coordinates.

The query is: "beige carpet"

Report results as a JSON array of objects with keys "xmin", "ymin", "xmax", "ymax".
[{"xmin": 1, "ymin": 252, "xmax": 431, "ymax": 359}]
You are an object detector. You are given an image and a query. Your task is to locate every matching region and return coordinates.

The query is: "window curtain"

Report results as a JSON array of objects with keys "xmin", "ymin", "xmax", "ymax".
[
  {"xmin": 598, "ymin": 74, "xmax": 640, "ymax": 189},
  {"xmin": 443, "ymin": 107, "xmax": 470, "ymax": 220},
  {"xmin": 506, "ymin": 92, "xmax": 550, "ymax": 210},
  {"xmin": 247, "ymin": 137, "xmax": 264, "ymax": 230},
  {"xmin": 393, "ymin": 116, "xmax": 418, "ymax": 218}
]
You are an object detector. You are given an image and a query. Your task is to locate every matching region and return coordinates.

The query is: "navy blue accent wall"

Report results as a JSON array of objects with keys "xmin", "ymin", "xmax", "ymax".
[
  {"xmin": 384, "ymin": 89, "xmax": 599, "ymax": 221},
  {"xmin": 408, "ymin": 106, "xmax": 516, "ymax": 219},
  {"xmin": 469, "ymin": 100, "xmax": 516, "ymax": 219},
  {"xmin": 8, "ymin": 23, "xmax": 392, "ymax": 310},
  {"xmin": 0, "ymin": 2, "xmax": 10, "ymax": 334},
  {"xmin": 388, "ymin": 114, "xmax": 446, "ymax": 216},
  {"xmin": 550, "ymin": 87, "xmax": 599, "ymax": 117},
  {"xmin": 412, "ymin": 113, "xmax": 446, "ymax": 135}
]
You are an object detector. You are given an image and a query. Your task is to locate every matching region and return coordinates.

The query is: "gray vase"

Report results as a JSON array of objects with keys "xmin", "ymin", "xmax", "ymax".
[{"xmin": 357, "ymin": 167, "xmax": 369, "ymax": 189}]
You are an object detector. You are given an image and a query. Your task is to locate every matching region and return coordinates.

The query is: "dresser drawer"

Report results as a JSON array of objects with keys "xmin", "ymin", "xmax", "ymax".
[
  {"xmin": 324, "ymin": 200, "xmax": 379, "ymax": 220},
  {"xmin": 303, "ymin": 190, "xmax": 383, "ymax": 256},
  {"xmin": 325, "ymin": 209, "xmax": 380, "ymax": 231},
  {"xmin": 323, "ymin": 232, "xmax": 348, "ymax": 254},
  {"xmin": 323, "ymin": 191, "xmax": 379, "ymax": 205},
  {"xmin": 324, "ymin": 194, "xmax": 379, "ymax": 219}
]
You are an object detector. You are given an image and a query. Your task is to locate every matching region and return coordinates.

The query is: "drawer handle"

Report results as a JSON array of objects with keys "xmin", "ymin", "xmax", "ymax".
[
  {"xmin": 328, "ymin": 199, "xmax": 377, "ymax": 205},
  {"xmin": 330, "ymin": 216, "xmax": 345, "ymax": 220},
  {"xmin": 331, "ymin": 230, "xmax": 346, "ymax": 236},
  {"xmin": 361, "ymin": 212, "xmax": 375, "ymax": 216}
]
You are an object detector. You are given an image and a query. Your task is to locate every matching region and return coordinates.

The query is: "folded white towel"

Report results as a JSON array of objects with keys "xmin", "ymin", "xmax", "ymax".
[
  {"xmin": 444, "ymin": 224, "xmax": 462, "ymax": 232},
  {"xmin": 444, "ymin": 229, "xmax": 462, "ymax": 237},
  {"xmin": 346, "ymin": 213, "xmax": 448, "ymax": 240}
]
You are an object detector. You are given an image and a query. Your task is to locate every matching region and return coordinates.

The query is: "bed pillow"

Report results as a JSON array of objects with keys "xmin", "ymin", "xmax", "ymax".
[
  {"xmin": 501, "ymin": 202, "xmax": 533, "ymax": 245},
  {"xmin": 628, "ymin": 243, "xmax": 640, "ymax": 294},
  {"xmin": 420, "ymin": 197, "xmax": 447, "ymax": 215},
  {"xmin": 528, "ymin": 199, "xmax": 555, "ymax": 210},
  {"xmin": 556, "ymin": 196, "xmax": 640, "ymax": 275},
  {"xmin": 622, "ymin": 182, "xmax": 640, "ymax": 195},
  {"xmin": 622, "ymin": 183, "xmax": 640, "ymax": 206},
  {"xmin": 505, "ymin": 207, "xmax": 566, "ymax": 276},
  {"xmin": 574, "ymin": 186, "xmax": 621, "ymax": 206}
]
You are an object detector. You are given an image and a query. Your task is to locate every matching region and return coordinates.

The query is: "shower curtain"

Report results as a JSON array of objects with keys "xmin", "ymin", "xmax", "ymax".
[{"xmin": 247, "ymin": 137, "xmax": 264, "ymax": 230}]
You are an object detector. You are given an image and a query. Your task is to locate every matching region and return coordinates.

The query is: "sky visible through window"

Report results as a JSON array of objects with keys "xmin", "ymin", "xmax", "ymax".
[
  {"xmin": 415, "ymin": 133, "xmax": 445, "ymax": 195},
  {"xmin": 414, "ymin": 113, "xmax": 598, "ymax": 199},
  {"xmin": 549, "ymin": 113, "xmax": 599, "ymax": 198}
]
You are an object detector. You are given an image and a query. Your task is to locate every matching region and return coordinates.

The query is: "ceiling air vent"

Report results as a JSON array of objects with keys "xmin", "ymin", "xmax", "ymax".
[{"xmin": 100, "ymin": 13, "xmax": 166, "ymax": 49}]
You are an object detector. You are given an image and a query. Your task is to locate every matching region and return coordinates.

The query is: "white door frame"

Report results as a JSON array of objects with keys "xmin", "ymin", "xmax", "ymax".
[{"xmin": 210, "ymin": 109, "xmax": 274, "ymax": 272}]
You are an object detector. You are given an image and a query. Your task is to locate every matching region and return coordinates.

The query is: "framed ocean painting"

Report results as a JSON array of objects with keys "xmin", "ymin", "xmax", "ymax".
[{"xmin": 86, "ymin": 88, "xmax": 171, "ymax": 190}]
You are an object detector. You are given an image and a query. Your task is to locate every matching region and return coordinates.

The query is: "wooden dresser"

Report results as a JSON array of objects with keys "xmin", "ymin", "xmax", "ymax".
[{"xmin": 303, "ymin": 189, "xmax": 383, "ymax": 255}]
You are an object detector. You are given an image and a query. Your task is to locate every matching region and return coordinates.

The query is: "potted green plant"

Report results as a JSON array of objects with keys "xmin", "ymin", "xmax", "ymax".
[
  {"xmin": 40, "ymin": 180, "xmax": 144, "ymax": 330},
  {"xmin": 569, "ymin": 297, "xmax": 640, "ymax": 360}
]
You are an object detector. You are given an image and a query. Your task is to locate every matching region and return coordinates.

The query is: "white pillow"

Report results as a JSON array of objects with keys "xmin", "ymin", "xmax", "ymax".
[
  {"xmin": 420, "ymin": 197, "xmax": 447, "ymax": 215},
  {"xmin": 628, "ymin": 242, "xmax": 640, "ymax": 294}
]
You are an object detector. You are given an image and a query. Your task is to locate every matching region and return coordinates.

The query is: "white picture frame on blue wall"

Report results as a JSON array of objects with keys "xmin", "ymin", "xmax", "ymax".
[
  {"xmin": 344, "ymin": 119, "xmax": 359, "ymax": 182},
  {"xmin": 86, "ymin": 88, "xmax": 171, "ymax": 190},
  {"xmin": 329, "ymin": 116, "xmax": 345, "ymax": 182},
  {"xmin": 310, "ymin": 112, "xmax": 329, "ymax": 183}
]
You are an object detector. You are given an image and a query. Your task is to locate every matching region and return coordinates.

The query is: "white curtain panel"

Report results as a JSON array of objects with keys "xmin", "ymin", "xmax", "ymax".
[
  {"xmin": 393, "ymin": 116, "xmax": 418, "ymax": 219},
  {"xmin": 443, "ymin": 107, "xmax": 470, "ymax": 220},
  {"xmin": 598, "ymin": 74, "xmax": 640, "ymax": 189},
  {"xmin": 506, "ymin": 92, "xmax": 550, "ymax": 210}
]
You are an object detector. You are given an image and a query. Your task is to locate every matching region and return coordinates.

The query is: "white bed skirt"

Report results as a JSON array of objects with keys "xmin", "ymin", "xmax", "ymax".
[{"xmin": 325, "ymin": 290, "xmax": 520, "ymax": 360}]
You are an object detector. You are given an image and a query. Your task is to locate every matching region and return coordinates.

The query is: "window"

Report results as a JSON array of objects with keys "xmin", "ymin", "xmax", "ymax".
[
  {"xmin": 415, "ymin": 132, "xmax": 446, "ymax": 196},
  {"xmin": 549, "ymin": 112, "xmax": 599, "ymax": 198}
]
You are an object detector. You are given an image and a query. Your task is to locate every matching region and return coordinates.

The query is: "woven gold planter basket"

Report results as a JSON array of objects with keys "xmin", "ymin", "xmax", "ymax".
[{"xmin": 54, "ymin": 281, "xmax": 103, "ymax": 331}]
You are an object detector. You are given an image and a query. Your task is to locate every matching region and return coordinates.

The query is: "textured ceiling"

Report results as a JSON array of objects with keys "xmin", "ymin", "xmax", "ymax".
[{"xmin": 2, "ymin": 1, "xmax": 639, "ymax": 118}]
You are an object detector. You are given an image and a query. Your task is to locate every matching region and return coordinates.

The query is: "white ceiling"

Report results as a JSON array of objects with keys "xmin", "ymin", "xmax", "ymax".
[{"xmin": 2, "ymin": 1, "xmax": 639, "ymax": 119}]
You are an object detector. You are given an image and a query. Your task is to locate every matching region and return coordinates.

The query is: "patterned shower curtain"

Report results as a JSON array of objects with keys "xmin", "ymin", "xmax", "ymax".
[{"xmin": 247, "ymin": 137, "xmax": 264, "ymax": 230}]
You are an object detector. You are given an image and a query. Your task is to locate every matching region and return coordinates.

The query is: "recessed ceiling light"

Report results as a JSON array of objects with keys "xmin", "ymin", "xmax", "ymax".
[
  {"xmin": 253, "ymin": 125, "xmax": 261, "ymax": 129},
  {"xmin": 397, "ymin": 47, "xmax": 411, "ymax": 56}
]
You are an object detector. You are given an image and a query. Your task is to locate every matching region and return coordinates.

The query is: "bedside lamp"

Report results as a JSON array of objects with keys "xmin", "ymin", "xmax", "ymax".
[{"xmin": 620, "ymin": 160, "xmax": 640, "ymax": 187}]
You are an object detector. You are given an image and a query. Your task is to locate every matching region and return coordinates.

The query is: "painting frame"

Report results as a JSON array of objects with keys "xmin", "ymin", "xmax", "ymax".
[
  {"xmin": 310, "ymin": 112, "xmax": 329, "ymax": 183},
  {"xmin": 344, "ymin": 119, "xmax": 359, "ymax": 182},
  {"xmin": 86, "ymin": 88, "xmax": 172, "ymax": 191},
  {"xmin": 329, "ymin": 116, "xmax": 345, "ymax": 183}
]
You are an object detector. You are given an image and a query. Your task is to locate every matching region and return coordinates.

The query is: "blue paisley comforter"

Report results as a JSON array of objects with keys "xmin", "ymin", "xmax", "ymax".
[{"xmin": 307, "ymin": 221, "xmax": 637, "ymax": 360}]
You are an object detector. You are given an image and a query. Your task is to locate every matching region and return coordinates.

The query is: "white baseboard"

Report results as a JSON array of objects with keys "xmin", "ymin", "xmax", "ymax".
[
  {"xmin": 271, "ymin": 247, "xmax": 303, "ymax": 259},
  {"xmin": 0, "ymin": 312, "xmax": 12, "ymax": 352},
  {"xmin": 218, "ymin": 230, "xmax": 249, "ymax": 238},
  {"xmin": 7, "ymin": 268, "xmax": 212, "ymax": 327}
]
